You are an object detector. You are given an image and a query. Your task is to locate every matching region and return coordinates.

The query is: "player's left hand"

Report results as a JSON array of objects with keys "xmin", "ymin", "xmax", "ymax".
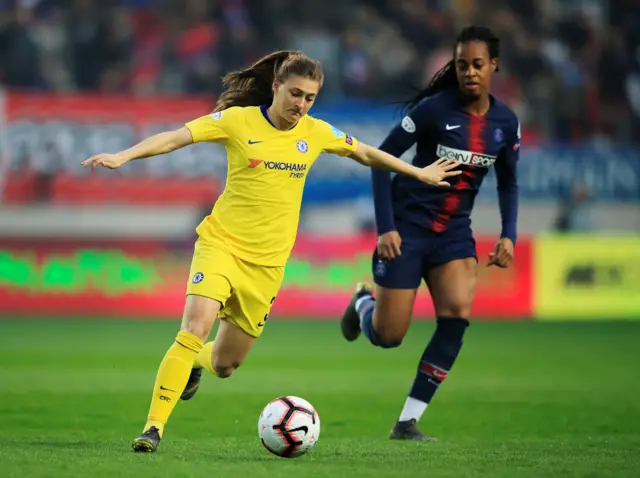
[
  {"xmin": 418, "ymin": 158, "xmax": 461, "ymax": 187},
  {"xmin": 487, "ymin": 238, "xmax": 514, "ymax": 268},
  {"xmin": 81, "ymin": 153, "xmax": 127, "ymax": 170}
]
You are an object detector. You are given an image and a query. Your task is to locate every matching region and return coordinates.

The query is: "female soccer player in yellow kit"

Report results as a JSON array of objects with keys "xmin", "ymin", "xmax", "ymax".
[{"xmin": 82, "ymin": 50, "xmax": 460, "ymax": 453}]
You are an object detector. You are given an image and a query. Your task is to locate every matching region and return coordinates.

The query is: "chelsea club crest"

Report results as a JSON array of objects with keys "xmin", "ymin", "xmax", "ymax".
[
  {"xmin": 296, "ymin": 140, "xmax": 309, "ymax": 153},
  {"xmin": 192, "ymin": 272, "xmax": 205, "ymax": 284}
]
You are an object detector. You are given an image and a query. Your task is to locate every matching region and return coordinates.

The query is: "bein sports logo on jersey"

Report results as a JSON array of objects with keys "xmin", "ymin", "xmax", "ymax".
[{"xmin": 436, "ymin": 144, "xmax": 497, "ymax": 168}]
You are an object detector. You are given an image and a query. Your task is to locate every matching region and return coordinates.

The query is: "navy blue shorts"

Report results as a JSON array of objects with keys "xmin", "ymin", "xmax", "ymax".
[{"xmin": 372, "ymin": 220, "xmax": 477, "ymax": 289}]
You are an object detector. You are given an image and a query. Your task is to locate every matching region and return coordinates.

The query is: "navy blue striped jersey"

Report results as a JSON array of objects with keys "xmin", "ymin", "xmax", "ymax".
[{"xmin": 373, "ymin": 89, "xmax": 520, "ymax": 243}]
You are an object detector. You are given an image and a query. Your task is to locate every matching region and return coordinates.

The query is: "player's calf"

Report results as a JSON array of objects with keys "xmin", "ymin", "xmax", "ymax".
[
  {"xmin": 357, "ymin": 304, "xmax": 404, "ymax": 348},
  {"xmin": 352, "ymin": 285, "xmax": 416, "ymax": 348},
  {"xmin": 395, "ymin": 317, "xmax": 469, "ymax": 427},
  {"xmin": 355, "ymin": 299, "xmax": 405, "ymax": 349},
  {"xmin": 340, "ymin": 282, "xmax": 406, "ymax": 347},
  {"xmin": 370, "ymin": 319, "xmax": 407, "ymax": 347}
]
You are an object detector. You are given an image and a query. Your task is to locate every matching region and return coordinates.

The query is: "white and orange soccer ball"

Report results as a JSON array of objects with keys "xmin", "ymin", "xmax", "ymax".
[{"xmin": 258, "ymin": 396, "xmax": 320, "ymax": 458}]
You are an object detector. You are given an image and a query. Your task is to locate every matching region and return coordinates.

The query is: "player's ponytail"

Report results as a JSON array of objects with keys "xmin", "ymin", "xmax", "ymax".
[
  {"xmin": 215, "ymin": 51, "xmax": 324, "ymax": 112},
  {"xmin": 404, "ymin": 61, "xmax": 458, "ymax": 112},
  {"xmin": 404, "ymin": 25, "xmax": 500, "ymax": 112}
]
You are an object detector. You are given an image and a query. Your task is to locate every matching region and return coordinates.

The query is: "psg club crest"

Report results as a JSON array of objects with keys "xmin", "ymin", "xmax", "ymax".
[
  {"xmin": 192, "ymin": 272, "xmax": 204, "ymax": 284},
  {"xmin": 375, "ymin": 260, "xmax": 387, "ymax": 277},
  {"xmin": 493, "ymin": 128, "xmax": 503, "ymax": 143},
  {"xmin": 296, "ymin": 140, "xmax": 309, "ymax": 153}
]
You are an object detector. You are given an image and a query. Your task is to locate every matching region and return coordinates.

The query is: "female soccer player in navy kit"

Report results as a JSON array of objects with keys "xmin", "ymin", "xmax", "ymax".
[{"xmin": 340, "ymin": 26, "xmax": 521, "ymax": 440}]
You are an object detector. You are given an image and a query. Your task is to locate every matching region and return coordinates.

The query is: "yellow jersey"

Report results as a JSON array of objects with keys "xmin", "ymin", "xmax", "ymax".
[{"xmin": 185, "ymin": 105, "xmax": 359, "ymax": 266}]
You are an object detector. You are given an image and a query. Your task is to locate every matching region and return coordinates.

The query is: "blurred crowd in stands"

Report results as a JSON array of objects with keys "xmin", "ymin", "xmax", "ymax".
[{"xmin": 1, "ymin": 0, "xmax": 639, "ymax": 144}]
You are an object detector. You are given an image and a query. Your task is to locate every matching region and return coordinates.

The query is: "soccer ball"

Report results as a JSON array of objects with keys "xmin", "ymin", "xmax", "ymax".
[{"xmin": 258, "ymin": 396, "xmax": 320, "ymax": 458}]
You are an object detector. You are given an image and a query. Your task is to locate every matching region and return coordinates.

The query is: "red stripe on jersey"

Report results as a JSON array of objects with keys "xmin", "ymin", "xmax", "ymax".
[
  {"xmin": 468, "ymin": 113, "xmax": 486, "ymax": 153},
  {"xmin": 432, "ymin": 115, "xmax": 485, "ymax": 232}
]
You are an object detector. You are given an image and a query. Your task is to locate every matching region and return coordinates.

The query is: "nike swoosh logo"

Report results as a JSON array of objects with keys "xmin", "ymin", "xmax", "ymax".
[
  {"xmin": 257, "ymin": 322, "xmax": 265, "ymax": 327},
  {"xmin": 288, "ymin": 425, "xmax": 309, "ymax": 435},
  {"xmin": 248, "ymin": 140, "xmax": 263, "ymax": 144},
  {"xmin": 160, "ymin": 385, "xmax": 177, "ymax": 392},
  {"xmin": 446, "ymin": 124, "xmax": 461, "ymax": 130}
]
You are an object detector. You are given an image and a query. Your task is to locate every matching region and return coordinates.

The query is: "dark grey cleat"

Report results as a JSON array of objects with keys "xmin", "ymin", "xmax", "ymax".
[
  {"xmin": 389, "ymin": 419, "xmax": 438, "ymax": 441},
  {"xmin": 181, "ymin": 367, "xmax": 203, "ymax": 401},
  {"xmin": 340, "ymin": 282, "xmax": 373, "ymax": 341},
  {"xmin": 132, "ymin": 426, "xmax": 161, "ymax": 452}
]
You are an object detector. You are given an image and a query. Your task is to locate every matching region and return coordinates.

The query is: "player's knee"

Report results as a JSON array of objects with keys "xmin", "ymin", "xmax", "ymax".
[
  {"xmin": 181, "ymin": 309, "xmax": 215, "ymax": 341},
  {"xmin": 373, "ymin": 323, "xmax": 405, "ymax": 348},
  {"xmin": 213, "ymin": 365, "xmax": 234, "ymax": 378},
  {"xmin": 181, "ymin": 295, "xmax": 220, "ymax": 341},
  {"xmin": 182, "ymin": 320, "xmax": 210, "ymax": 342},
  {"xmin": 378, "ymin": 338, "xmax": 402, "ymax": 349},
  {"xmin": 437, "ymin": 304, "xmax": 472, "ymax": 318},
  {"xmin": 212, "ymin": 360, "xmax": 241, "ymax": 379}
]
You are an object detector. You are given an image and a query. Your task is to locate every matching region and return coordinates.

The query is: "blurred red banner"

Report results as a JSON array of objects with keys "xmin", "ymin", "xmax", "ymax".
[
  {"xmin": 1, "ymin": 92, "xmax": 219, "ymax": 205},
  {"xmin": 0, "ymin": 235, "xmax": 532, "ymax": 320},
  {"xmin": 4, "ymin": 91, "xmax": 212, "ymax": 123}
]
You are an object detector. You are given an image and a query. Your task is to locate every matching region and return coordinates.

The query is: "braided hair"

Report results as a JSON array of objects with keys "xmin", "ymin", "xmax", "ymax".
[{"xmin": 404, "ymin": 26, "xmax": 500, "ymax": 112}]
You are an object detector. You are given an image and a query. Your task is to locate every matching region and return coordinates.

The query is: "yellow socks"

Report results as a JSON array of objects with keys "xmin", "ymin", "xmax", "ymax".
[
  {"xmin": 144, "ymin": 331, "xmax": 203, "ymax": 436},
  {"xmin": 194, "ymin": 341, "xmax": 215, "ymax": 375}
]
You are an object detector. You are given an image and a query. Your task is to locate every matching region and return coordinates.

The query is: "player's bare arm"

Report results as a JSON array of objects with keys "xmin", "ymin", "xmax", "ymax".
[
  {"xmin": 81, "ymin": 127, "xmax": 194, "ymax": 169},
  {"xmin": 349, "ymin": 142, "xmax": 461, "ymax": 187}
]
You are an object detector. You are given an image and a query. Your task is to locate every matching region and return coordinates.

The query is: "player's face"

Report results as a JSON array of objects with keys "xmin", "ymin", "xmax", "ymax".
[
  {"xmin": 454, "ymin": 40, "xmax": 497, "ymax": 99},
  {"xmin": 273, "ymin": 76, "xmax": 320, "ymax": 123}
]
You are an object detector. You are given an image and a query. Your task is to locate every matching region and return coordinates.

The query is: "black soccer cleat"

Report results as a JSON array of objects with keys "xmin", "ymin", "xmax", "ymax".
[
  {"xmin": 340, "ymin": 282, "xmax": 373, "ymax": 342},
  {"xmin": 389, "ymin": 419, "xmax": 438, "ymax": 441},
  {"xmin": 180, "ymin": 367, "xmax": 203, "ymax": 401},
  {"xmin": 132, "ymin": 426, "xmax": 161, "ymax": 452}
]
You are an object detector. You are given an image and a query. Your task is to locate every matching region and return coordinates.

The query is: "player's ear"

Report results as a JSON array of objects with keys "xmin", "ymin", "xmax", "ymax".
[
  {"xmin": 272, "ymin": 80, "xmax": 281, "ymax": 97},
  {"xmin": 491, "ymin": 58, "xmax": 499, "ymax": 73}
]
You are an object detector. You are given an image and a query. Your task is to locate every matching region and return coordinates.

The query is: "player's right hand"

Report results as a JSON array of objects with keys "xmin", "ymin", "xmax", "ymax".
[
  {"xmin": 81, "ymin": 153, "xmax": 126, "ymax": 170},
  {"xmin": 377, "ymin": 230, "xmax": 402, "ymax": 261},
  {"xmin": 418, "ymin": 158, "xmax": 461, "ymax": 187}
]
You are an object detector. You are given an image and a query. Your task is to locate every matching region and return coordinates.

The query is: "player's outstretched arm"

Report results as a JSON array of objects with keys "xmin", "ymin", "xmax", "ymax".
[
  {"xmin": 81, "ymin": 127, "xmax": 194, "ymax": 170},
  {"xmin": 349, "ymin": 142, "xmax": 461, "ymax": 187}
]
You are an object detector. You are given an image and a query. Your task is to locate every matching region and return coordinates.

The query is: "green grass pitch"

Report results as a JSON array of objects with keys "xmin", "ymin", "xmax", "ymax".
[{"xmin": 0, "ymin": 319, "xmax": 639, "ymax": 477}]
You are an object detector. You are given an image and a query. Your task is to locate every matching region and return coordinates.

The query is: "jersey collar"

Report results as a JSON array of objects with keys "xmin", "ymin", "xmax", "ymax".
[{"xmin": 260, "ymin": 105, "xmax": 300, "ymax": 132}]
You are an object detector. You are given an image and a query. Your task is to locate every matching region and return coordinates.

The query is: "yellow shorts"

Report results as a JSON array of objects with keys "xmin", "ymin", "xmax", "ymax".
[{"xmin": 185, "ymin": 239, "xmax": 284, "ymax": 338}]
